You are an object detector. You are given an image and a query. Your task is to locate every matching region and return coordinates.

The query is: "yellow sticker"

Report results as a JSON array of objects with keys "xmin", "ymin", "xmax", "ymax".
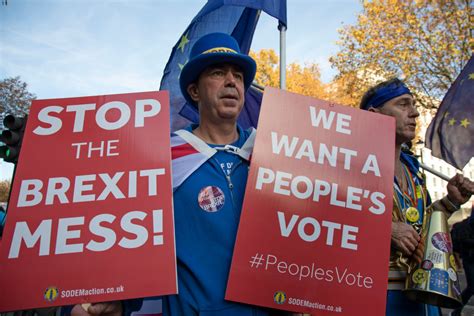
[
  {"xmin": 416, "ymin": 186, "xmax": 422, "ymax": 199},
  {"xmin": 450, "ymin": 254, "xmax": 457, "ymax": 271},
  {"xmin": 406, "ymin": 207, "xmax": 420, "ymax": 223},
  {"xmin": 412, "ymin": 269, "xmax": 427, "ymax": 284}
]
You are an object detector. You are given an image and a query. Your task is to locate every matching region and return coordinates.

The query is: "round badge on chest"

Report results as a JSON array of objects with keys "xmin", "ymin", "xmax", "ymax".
[
  {"xmin": 198, "ymin": 186, "xmax": 226, "ymax": 212},
  {"xmin": 405, "ymin": 207, "xmax": 420, "ymax": 223}
]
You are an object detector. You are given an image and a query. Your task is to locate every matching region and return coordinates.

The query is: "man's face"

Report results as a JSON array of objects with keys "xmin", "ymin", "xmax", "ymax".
[
  {"xmin": 372, "ymin": 94, "xmax": 419, "ymax": 145},
  {"xmin": 187, "ymin": 63, "xmax": 245, "ymax": 123}
]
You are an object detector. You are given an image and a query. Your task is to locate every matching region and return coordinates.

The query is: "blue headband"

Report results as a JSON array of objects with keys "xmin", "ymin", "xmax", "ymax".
[{"xmin": 362, "ymin": 81, "xmax": 412, "ymax": 110}]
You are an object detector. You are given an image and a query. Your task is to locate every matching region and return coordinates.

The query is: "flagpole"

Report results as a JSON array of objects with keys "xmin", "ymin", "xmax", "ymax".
[
  {"xmin": 251, "ymin": 82, "xmax": 265, "ymax": 91},
  {"xmin": 414, "ymin": 141, "xmax": 451, "ymax": 182},
  {"xmin": 420, "ymin": 162, "xmax": 451, "ymax": 182},
  {"xmin": 279, "ymin": 22, "xmax": 286, "ymax": 90}
]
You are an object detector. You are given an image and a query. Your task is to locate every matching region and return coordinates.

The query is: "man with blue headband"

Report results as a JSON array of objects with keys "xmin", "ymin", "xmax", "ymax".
[{"xmin": 360, "ymin": 78, "xmax": 474, "ymax": 316}]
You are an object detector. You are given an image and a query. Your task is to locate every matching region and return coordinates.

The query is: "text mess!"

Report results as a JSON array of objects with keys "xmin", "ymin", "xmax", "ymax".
[{"xmin": 8, "ymin": 209, "xmax": 164, "ymax": 259}]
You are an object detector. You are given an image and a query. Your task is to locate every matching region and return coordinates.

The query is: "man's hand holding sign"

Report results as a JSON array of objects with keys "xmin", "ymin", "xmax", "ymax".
[
  {"xmin": 0, "ymin": 91, "xmax": 177, "ymax": 312},
  {"xmin": 226, "ymin": 87, "xmax": 395, "ymax": 315}
]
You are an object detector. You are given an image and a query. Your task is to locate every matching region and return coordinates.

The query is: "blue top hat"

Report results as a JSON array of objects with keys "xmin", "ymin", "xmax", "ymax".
[{"xmin": 179, "ymin": 32, "xmax": 257, "ymax": 107}]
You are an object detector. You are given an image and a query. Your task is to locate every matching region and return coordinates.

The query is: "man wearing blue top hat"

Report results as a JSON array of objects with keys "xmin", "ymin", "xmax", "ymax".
[
  {"xmin": 69, "ymin": 33, "xmax": 285, "ymax": 316},
  {"xmin": 360, "ymin": 78, "xmax": 474, "ymax": 316}
]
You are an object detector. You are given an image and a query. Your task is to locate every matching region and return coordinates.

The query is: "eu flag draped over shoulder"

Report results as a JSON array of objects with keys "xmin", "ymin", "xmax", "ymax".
[
  {"xmin": 159, "ymin": 0, "xmax": 287, "ymax": 131},
  {"xmin": 425, "ymin": 54, "xmax": 474, "ymax": 170}
]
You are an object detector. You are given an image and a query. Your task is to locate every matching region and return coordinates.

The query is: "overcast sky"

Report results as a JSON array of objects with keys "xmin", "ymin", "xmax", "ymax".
[{"xmin": 0, "ymin": 0, "xmax": 362, "ymax": 180}]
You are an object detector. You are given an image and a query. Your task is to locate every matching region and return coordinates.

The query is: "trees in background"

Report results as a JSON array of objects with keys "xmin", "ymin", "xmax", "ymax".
[
  {"xmin": 250, "ymin": 49, "xmax": 326, "ymax": 99},
  {"xmin": 252, "ymin": 2, "xmax": 471, "ymax": 109},
  {"xmin": 0, "ymin": 76, "xmax": 35, "ymax": 130},
  {"xmin": 330, "ymin": 0, "xmax": 472, "ymax": 108},
  {"xmin": 0, "ymin": 180, "xmax": 10, "ymax": 202}
]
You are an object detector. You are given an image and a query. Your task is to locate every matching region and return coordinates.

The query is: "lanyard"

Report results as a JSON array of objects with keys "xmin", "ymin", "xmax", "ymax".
[{"xmin": 393, "ymin": 164, "xmax": 426, "ymax": 227}]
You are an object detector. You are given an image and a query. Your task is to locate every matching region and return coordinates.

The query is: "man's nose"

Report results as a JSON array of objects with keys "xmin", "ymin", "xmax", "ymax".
[
  {"xmin": 224, "ymin": 71, "xmax": 237, "ymax": 86},
  {"xmin": 410, "ymin": 105, "xmax": 420, "ymax": 117}
]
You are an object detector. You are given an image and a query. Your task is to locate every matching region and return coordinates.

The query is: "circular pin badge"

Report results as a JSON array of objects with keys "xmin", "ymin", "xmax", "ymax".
[
  {"xmin": 421, "ymin": 260, "xmax": 434, "ymax": 271},
  {"xmin": 449, "ymin": 254, "xmax": 457, "ymax": 271},
  {"xmin": 431, "ymin": 232, "xmax": 452, "ymax": 253},
  {"xmin": 412, "ymin": 269, "xmax": 427, "ymax": 284},
  {"xmin": 405, "ymin": 207, "xmax": 420, "ymax": 223},
  {"xmin": 198, "ymin": 186, "xmax": 225, "ymax": 212},
  {"xmin": 448, "ymin": 268, "xmax": 457, "ymax": 282}
]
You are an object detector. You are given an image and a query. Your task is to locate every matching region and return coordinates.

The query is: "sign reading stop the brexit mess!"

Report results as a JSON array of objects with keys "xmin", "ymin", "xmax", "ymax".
[
  {"xmin": 0, "ymin": 91, "xmax": 177, "ymax": 312},
  {"xmin": 226, "ymin": 88, "xmax": 395, "ymax": 315}
]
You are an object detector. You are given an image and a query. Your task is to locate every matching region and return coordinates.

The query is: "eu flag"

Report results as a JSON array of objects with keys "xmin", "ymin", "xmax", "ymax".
[
  {"xmin": 159, "ymin": 0, "xmax": 287, "ymax": 131},
  {"xmin": 425, "ymin": 54, "xmax": 474, "ymax": 170},
  {"xmin": 429, "ymin": 268, "xmax": 449, "ymax": 295}
]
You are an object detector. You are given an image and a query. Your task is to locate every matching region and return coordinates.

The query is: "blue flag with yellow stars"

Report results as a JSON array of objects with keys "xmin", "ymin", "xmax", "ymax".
[
  {"xmin": 429, "ymin": 268, "xmax": 450, "ymax": 295},
  {"xmin": 159, "ymin": 0, "xmax": 287, "ymax": 131},
  {"xmin": 425, "ymin": 54, "xmax": 474, "ymax": 170}
]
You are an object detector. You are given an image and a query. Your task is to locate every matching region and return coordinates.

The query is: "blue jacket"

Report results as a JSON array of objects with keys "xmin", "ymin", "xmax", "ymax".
[{"xmin": 163, "ymin": 125, "xmax": 269, "ymax": 315}]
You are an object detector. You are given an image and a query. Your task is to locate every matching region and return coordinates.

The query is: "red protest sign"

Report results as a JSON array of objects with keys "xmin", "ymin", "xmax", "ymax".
[
  {"xmin": 226, "ymin": 88, "xmax": 395, "ymax": 315},
  {"xmin": 0, "ymin": 91, "xmax": 177, "ymax": 312}
]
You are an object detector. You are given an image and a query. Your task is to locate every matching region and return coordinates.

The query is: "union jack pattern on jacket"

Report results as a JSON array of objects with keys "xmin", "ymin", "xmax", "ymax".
[{"xmin": 170, "ymin": 128, "xmax": 256, "ymax": 190}]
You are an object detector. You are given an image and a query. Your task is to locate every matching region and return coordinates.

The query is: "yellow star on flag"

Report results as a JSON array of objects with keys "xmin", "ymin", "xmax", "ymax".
[
  {"xmin": 178, "ymin": 59, "xmax": 188, "ymax": 71},
  {"xmin": 448, "ymin": 118, "xmax": 456, "ymax": 126},
  {"xmin": 178, "ymin": 33, "xmax": 190, "ymax": 53},
  {"xmin": 460, "ymin": 118, "xmax": 471, "ymax": 128},
  {"xmin": 469, "ymin": 73, "xmax": 474, "ymax": 80}
]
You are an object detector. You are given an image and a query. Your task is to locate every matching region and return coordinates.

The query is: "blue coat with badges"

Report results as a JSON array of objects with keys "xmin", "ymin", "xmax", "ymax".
[{"xmin": 387, "ymin": 151, "xmax": 439, "ymax": 316}]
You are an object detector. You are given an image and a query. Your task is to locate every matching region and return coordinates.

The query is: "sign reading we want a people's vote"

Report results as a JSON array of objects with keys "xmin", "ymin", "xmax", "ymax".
[
  {"xmin": 227, "ymin": 88, "xmax": 395, "ymax": 315},
  {"xmin": 0, "ymin": 91, "xmax": 177, "ymax": 312}
]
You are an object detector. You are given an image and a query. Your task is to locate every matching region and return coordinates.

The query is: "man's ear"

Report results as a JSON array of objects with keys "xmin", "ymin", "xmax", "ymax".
[
  {"xmin": 368, "ymin": 107, "xmax": 378, "ymax": 113},
  {"xmin": 187, "ymin": 83, "xmax": 200, "ymax": 103}
]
